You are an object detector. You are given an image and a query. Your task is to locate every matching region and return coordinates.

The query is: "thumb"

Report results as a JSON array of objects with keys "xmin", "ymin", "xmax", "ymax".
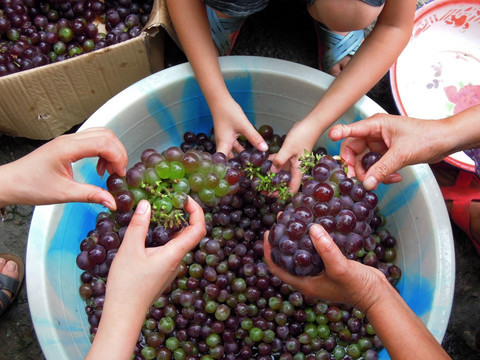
[
  {"xmin": 215, "ymin": 139, "xmax": 234, "ymax": 157},
  {"xmin": 309, "ymin": 224, "xmax": 347, "ymax": 272},
  {"xmin": 362, "ymin": 150, "xmax": 401, "ymax": 190},
  {"xmin": 122, "ymin": 200, "xmax": 151, "ymax": 249},
  {"xmin": 271, "ymin": 148, "xmax": 291, "ymax": 172}
]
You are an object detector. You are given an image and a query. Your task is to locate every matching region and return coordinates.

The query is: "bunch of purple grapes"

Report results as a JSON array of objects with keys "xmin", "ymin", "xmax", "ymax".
[
  {"xmin": 76, "ymin": 125, "xmax": 399, "ymax": 360},
  {"xmin": 0, "ymin": 0, "xmax": 153, "ymax": 76},
  {"xmin": 269, "ymin": 152, "xmax": 401, "ymax": 283}
]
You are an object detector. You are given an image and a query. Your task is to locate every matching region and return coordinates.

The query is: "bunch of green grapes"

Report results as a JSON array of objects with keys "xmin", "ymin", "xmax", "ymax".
[{"xmin": 106, "ymin": 146, "xmax": 242, "ymax": 230}]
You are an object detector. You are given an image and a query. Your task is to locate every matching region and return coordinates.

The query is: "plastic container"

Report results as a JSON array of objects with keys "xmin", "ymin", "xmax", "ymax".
[
  {"xmin": 26, "ymin": 56, "xmax": 455, "ymax": 360},
  {"xmin": 390, "ymin": 0, "xmax": 480, "ymax": 172}
]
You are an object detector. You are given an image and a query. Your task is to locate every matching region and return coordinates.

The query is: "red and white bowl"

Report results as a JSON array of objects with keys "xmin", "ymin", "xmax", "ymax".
[{"xmin": 390, "ymin": 0, "xmax": 480, "ymax": 172}]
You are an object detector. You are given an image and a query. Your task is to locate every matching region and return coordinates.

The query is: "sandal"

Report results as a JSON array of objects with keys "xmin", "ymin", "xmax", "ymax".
[
  {"xmin": 440, "ymin": 170, "xmax": 480, "ymax": 255},
  {"xmin": 314, "ymin": 21, "xmax": 364, "ymax": 74},
  {"xmin": 0, "ymin": 253, "xmax": 25, "ymax": 317},
  {"xmin": 206, "ymin": 5, "xmax": 246, "ymax": 56}
]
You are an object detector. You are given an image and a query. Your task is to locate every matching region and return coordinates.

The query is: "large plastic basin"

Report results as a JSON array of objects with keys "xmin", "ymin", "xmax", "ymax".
[{"xmin": 26, "ymin": 56, "xmax": 455, "ymax": 360}]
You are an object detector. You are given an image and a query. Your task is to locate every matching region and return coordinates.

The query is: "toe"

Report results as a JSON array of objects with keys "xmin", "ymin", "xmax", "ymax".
[{"xmin": 1, "ymin": 258, "xmax": 18, "ymax": 299}]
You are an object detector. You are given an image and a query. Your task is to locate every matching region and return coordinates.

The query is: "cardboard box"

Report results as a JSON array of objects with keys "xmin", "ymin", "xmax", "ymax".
[{"xmin": 0, "ymin": 0, "xmax": 173, "ymax": 140}]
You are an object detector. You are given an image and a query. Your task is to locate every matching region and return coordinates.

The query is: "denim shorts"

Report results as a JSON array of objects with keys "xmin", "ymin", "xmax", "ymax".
[
  {"xmin": 204, "ymin": 0, "xmax": 269, "ymax": 17},
  {"xmin": 306, "ymin": 0, "xmax": 386, "ymax": 6}
]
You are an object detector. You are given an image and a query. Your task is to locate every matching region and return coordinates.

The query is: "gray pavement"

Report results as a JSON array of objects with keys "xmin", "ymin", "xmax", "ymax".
[{"xmin": 1, "ymin": 0, "xmax": 479, "ymax": 359}]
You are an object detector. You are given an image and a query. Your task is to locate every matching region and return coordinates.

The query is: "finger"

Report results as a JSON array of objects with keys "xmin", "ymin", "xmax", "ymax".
[
  {"xmin": 263, "ymin": 232, "xmax": 304, "ymax": 287},
  {"xmin": 62, "ymin": 183, "xmax": 117, "ymax": 210},
  {"xmin": 164, "ymin": 198, "xmax": 206, "ymax": 259},
  {"xmin": 288, "ymin": 163, "xmax": 302, "ymax": 194},
  {"xmin": 122, "ymin": 200, "xmax": 151, "ymax": 250},
  {"xmin": 216, "ymin": 140, "xmax": 234, "ymax": 157},
  {"xmin": 69, "ymin": 131, "xmax": 128, "ymax": 176},
  {"xmin": 232, "ymin": 139, "xmax": 245, "ymax": 155},
  {"xmin": 242, "ymin": 125, "xmax": 268, "ymax": 152},
  {"xmin": 309, "ymin": 224, "xmax": 348, "ymax": 277},
  {"xmin": 362, "ymin": 150, "xmax": 402, "ymax": 190},
  {"xmin": 329, "ymin": 118, "xmax": 382, "ymax": 141},
  {"xmin": 271, "ymin": 149, "xmax": 292, "ymax": 173}
]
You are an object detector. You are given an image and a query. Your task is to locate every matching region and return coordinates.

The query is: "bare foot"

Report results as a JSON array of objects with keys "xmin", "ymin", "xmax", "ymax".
[{"xmin": 0, "ymin": 257, "xmax": 19, "ymax": 310}]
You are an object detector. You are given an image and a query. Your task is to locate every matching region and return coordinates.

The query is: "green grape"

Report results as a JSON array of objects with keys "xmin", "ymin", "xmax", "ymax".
[
  {"xmin": 198, "ymin": 188, "xmax": 215, "ymax": 203},
  {"xmin": 317, "ymin": 324, "xmax": 330, "ymax": 339},
  {"xmin": 197, "ymin": 159, "xmax": 213, "ymax": 175},
  {"xmin": 212, "ymin": 163, "xmax": 227, "ymax": 178},
  {"xmin": 169, "ymin": 161, "xmax": 186, "ymax": 180},
  {"xmin": 213, "ymin": 179, "xmax": 229, "ymax": 197},
  {"xmin": 154, "ymin": 197, "xmax": 173, "ymax": 213},
  {"xmin": 172, "ymin": 178, "xmax": 190, "ymax": 193},
  {"xmin": 182, "ymin": 152, "xmax": 200, "ymax": 174},
  {"xmin": 131, "ymin": 188, "xmax": 148, "ymax": 204},
  {"xmin": 332, "ymin": 345, "xmax": 346, "ymax": 360},
  {"xmin": 188, "ymin": 173, "xmax": 204, "ymax": 192},
  {"xmin": 155, "ymin": 160, "xmax": 171, "ymax": 180},
  {"xmin": 204, "ymin": 172, "xmax": 220, "ymax": 189},
  {"xmin": 141, "ymin": 346, "xmax": 157, "ymax": 360},
  {"xmin": 166, "ymin": 337, "xmax": 180, "ymax": 351},
  {"xmin": 249, "ymin": 327, "xmax": 264, "ymax": 342},
  {"xmin": 144, "ymin": 167, "xmax": 160, "ymax": 185},
  {"xmin": 206, "ymin": 333, "xmax": 221, "ymax": 347},
  {"xmin": 158, "ymin": 317, "xmax": 175, "ymax": 334},
  {"xmin": 173, "ymin": 348, "xmax": 186, "ymax": 360},
  {"xmin": 171, "ymin": 191, "xmax": 188, "ymax": 209}
]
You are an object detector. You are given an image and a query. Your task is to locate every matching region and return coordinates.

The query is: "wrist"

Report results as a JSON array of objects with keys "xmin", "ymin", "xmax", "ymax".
[{"xmin": 354, "ymin": 268, "xmax": 395, "ymax": 315}]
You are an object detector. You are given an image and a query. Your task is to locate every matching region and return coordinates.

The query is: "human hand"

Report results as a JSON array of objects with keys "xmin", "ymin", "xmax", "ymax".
[
  {"xmin": 212, "ymin": 98, "xmax": 268, "ymax": 156},
  {"xmin": 264, "ymin": 223, "xmax": 387, "ymax": 312},
  {"xmin": 271, "ymin": 121, "xmax": 319, "ymax": 192},
  {"xmin": 105, "ymin": 198, "xmax": 206, "ymax": 311},
  {"xmin": 87, "ymin": 198, "xmax": 206, "ymax": 359},
  {"xmin": 0, "ymin": 128, "xmax": 128, "ymax": 210},
  {"xmin": 328, "ymin": 114, "xmax": 450, "ymax": 190}
]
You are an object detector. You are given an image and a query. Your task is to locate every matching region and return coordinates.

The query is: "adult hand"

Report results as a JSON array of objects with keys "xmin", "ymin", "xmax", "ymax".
[
  {"xmin": 87, "ymin": 198, "xmax": 206, "ymax": 360},
  {"xmin": 0, "ymin": 128, "xmax": 128, "ymax": 210},
  {"xmin": 106, "ymin": 198, "xmax": 206, "ymax": 310},
  {"xmin": 328, "ymin": 114, "xmax": 450, "ymax": 190},
  {"xmin": 212, "ymin": 98, "xmax": 268, "ymax": 156},
  {"xmin": 264, "ymin": 223, "xmax": 386, "ymax": 312}
]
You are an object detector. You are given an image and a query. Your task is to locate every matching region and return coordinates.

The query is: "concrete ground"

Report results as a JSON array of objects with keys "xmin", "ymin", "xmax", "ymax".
[{"xmin": 1, "ymin": 1, "xmax": 479, "ymax": 359}]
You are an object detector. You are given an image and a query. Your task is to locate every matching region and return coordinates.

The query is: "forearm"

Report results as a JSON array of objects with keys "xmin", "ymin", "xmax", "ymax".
[
  {"xmin": 364, "ymin": 279, "xmax": 450, "ymax": 359},
  {"xmin": 86, "ymin": 294, "xmax": 149, "ymax": 360},
  {"xmin": 442, "ymin": 104, "xmax": 480, "ymax": 154},
  {"xmin": 166, "ymin": 0, "xmax": 232, "ymax": 109},
  {"xmin": 302, "ymin": 1, "xmax": 416, "ymax": 139},
  {"xmin": 0, "ymin": 161, "xmax": 27, "ymax": 208}
]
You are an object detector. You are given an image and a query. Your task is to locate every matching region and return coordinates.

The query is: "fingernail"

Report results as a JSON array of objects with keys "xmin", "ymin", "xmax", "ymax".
[
  {"xmin": 101, "ymin": 201, "xmax": 112, "ymax": 209},
  {"xmin": 259, "ymin": 141, "xmax": 269, "ymax": 152},
  {"xmin": 6, "ymin": 261, "xmax": 17, "ymax": 273},
  {"xmin": 330, "ymin": 128, "xmax": 340, "ymax": 138},
  {"xmin": 364, "ymin": 176, "xmax": 377, "ymax": 190},
  {"xmin": 136, "ymin": 200, "xmax": 149, "ymax": 214}
]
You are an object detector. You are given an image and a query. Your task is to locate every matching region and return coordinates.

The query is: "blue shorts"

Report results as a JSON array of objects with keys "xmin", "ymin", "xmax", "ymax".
[
  {"xmin": 306, "ymin": 0, "xmax": 386, "ymax": 6},
  {"xmin": 204, "ymin": 0, "xmax": 269, "ymax": 17}
]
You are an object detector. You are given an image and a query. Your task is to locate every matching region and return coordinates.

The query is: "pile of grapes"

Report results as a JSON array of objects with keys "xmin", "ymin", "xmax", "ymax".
[
  {"xmin": 76, "ymin": 126, "xmax": 401, "ymax": 360},
  {"xmin": 0, "ymin": 0, "xmax": 154, "ymax": 76}
]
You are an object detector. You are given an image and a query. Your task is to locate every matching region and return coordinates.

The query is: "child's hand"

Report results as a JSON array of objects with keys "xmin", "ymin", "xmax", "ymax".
[
  {"xmin": 271, "ymin": 121, "xmax": 319, "ymax": 192},
  {"xmin": 212, "ymin": 98, "xmax": 268, "ymax": 156},
  {"xmin": 264, "ymin": 223, "xmax": 386, "ymax": 313},
  {"xmin": 0, "ymin": 128, "xmax": 128, "ymax": 210}
]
